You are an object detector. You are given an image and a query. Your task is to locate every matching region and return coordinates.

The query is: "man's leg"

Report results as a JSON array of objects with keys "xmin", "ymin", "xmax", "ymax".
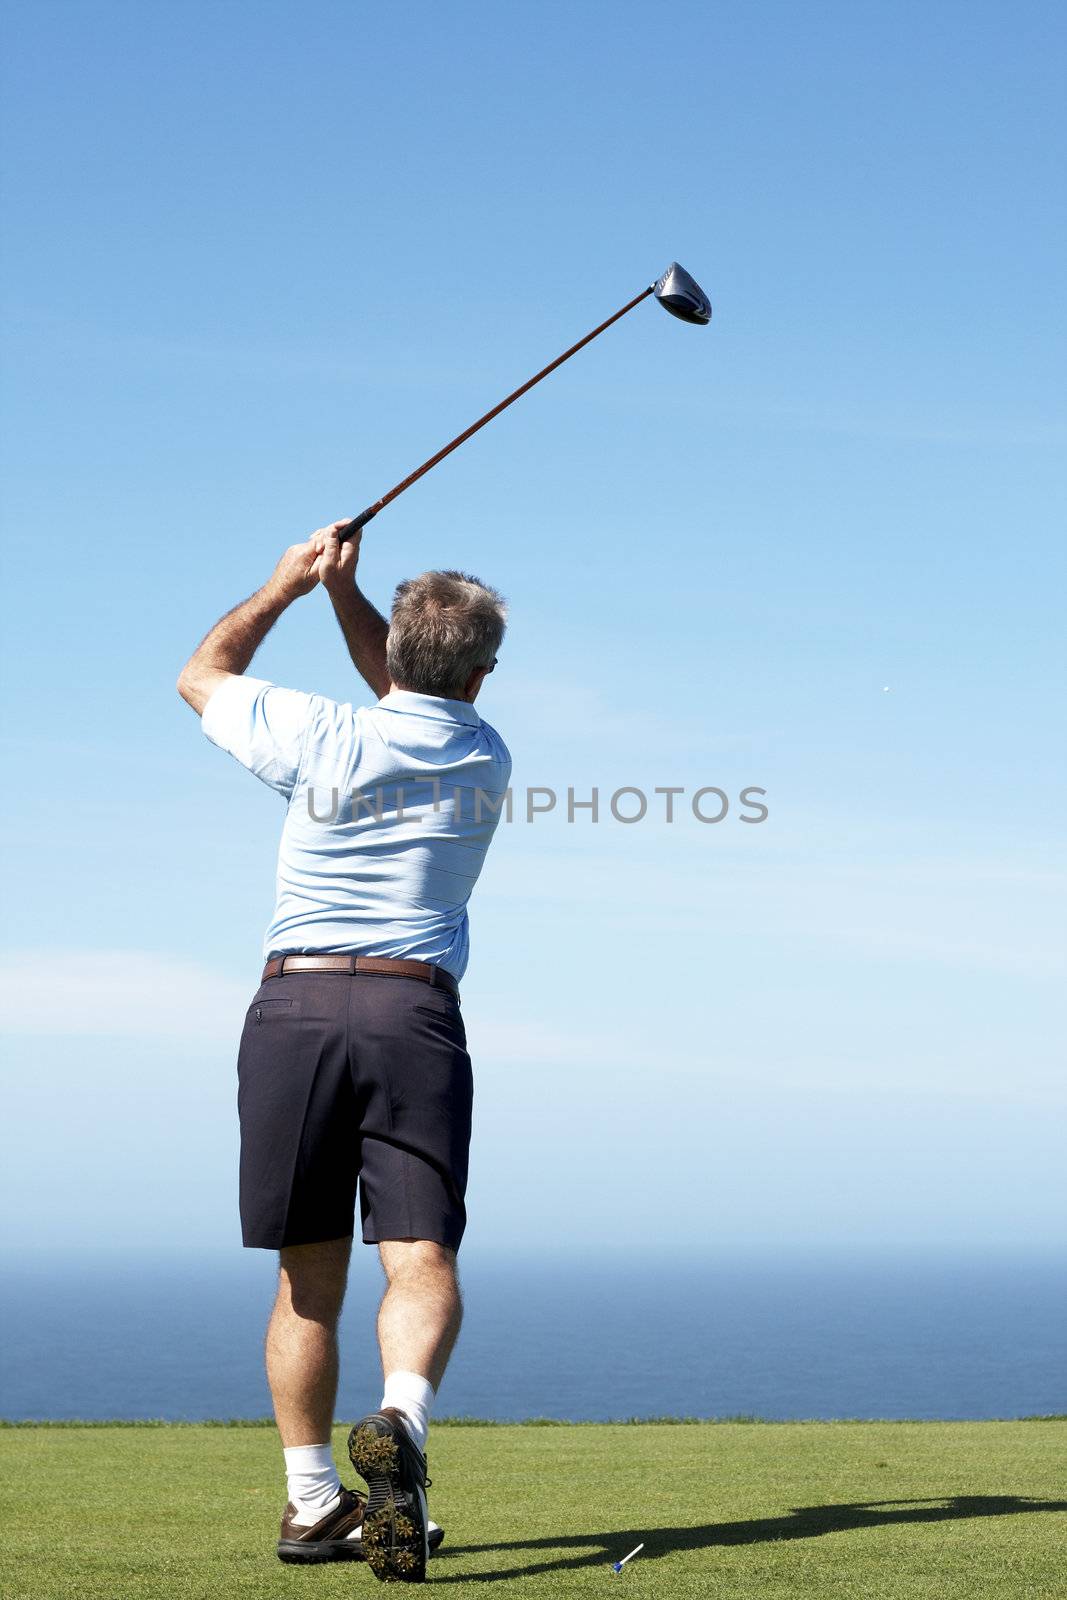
[
  {"xmin": 373, "ymin": 1240, "xmax": 462, "ymax": 1451},
  {"xmin": 347, "ymin": 1240, "xmax": 459, "ymax": 1581},
  {"xmin": 267, "ymin": 1235, "xmax": 352, "ymax": 1443},
  {"xmin": 377, "ymin": 1239, "xmax": 463, "ymax": 1393},
  {"xmin": 347, "ymin": 970, "xmax": 470, "ymax": 1581},
  {"xmin": 266, "ymin": 1235, "xmax": 352, "ymax": 1525}
]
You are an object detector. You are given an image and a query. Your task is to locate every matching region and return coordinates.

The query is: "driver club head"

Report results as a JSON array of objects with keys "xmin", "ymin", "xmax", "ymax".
[{"xmin": 654, "ymin": 261, "xmax": 712, "ymax": 325}]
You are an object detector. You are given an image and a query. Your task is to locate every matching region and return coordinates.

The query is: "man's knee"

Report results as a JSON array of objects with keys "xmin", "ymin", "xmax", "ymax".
[
  {"xmin": 278, "ymin": 1236, "xmax": 352, "ymax": 1322},
  {"xmin": 379, "ymin": 1239, "xmax": 458, "ymax": 1292}
]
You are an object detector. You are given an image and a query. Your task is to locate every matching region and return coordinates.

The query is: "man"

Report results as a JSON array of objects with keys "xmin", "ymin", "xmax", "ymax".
[{"xmin": 177, "ymin": 519, "xmax": 510, "ymax": 1583}]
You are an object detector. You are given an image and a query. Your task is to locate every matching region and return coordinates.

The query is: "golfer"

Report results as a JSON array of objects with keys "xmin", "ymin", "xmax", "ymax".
[{"xmin": 177, "ymin": 520, "xmax": 510, "ymax": 1583}]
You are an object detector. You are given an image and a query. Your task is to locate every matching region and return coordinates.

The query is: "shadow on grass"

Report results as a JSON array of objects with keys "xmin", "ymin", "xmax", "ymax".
[{"xmin": 432, "ymin": 1494, "xmax": 1067, "ymax": 1583}]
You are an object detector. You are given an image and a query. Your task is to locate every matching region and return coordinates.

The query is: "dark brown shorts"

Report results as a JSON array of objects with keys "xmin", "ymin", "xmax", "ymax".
[{"xmin": 235, "ymin": 970, "xmax": 472, "ymax": 1252}]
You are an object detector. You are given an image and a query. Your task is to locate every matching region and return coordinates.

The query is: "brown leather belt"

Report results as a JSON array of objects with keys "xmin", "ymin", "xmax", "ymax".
[{"xmin": 261, "ymin": 953, "xmax": 459, "ymax": 998}]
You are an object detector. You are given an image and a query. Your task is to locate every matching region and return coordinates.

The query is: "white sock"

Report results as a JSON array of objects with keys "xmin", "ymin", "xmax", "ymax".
[
  {"xmin": 381, "ymin": 1370, "xmax": 435, "ymax": 1454},
  {"xmin": 283, "ymin": 1442, "xmax": 342, "ymax": 1525}
]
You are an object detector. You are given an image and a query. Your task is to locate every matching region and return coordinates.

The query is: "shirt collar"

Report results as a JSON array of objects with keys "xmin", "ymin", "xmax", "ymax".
[{"xmin": 377, "ymin": 689, "xmax": 481, "ymax": 726}]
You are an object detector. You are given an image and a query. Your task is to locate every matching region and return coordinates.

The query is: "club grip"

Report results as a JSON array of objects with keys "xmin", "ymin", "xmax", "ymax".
[{"xmin": 338, "ymin": 505, "xmax": 380, "ymax": 542}]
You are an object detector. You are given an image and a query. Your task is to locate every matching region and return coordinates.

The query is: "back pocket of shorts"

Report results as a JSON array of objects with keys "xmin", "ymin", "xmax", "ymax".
[{"xmin": 253, "ymin": 998, "xmax": 299, "ymax": 1023}]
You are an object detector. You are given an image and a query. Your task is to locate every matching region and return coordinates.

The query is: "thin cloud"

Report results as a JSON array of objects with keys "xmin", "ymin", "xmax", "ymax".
[{"xmin": 0, "ymin": 951, "xmax": 253, "ymax": 1040}]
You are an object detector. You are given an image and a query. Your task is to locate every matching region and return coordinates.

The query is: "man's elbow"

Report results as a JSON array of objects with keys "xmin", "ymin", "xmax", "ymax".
[
  {"xmin": 176, "ymin": 663, "xmax": 204, "ymax": 715},
  {"xmin": 177, "ymin": 661, "xmax": 232, "ymax": 717}
]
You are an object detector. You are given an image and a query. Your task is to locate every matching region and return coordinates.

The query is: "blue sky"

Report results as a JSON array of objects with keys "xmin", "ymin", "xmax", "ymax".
[{"xmin": 1, "ymin": 0, "xmax": 1064, "ymax": 1258}]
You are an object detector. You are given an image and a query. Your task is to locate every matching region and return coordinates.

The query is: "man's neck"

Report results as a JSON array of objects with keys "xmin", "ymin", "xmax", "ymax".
[{"xmin": 388, "ymin": 682, "xmax": 475, "ymax": 705}]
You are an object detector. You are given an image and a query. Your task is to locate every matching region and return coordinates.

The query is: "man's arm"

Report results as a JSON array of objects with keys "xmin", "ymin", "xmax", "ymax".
[
  {"xmin": 317, "ymin": 524, "xmax": 392, "ymax": 700},
  {"xmin": 176, "ymin": 527, "xmax": 335, "ymax": 717}
]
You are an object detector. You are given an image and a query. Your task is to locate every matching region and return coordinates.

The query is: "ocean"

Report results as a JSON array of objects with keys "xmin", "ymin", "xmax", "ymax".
[{"xmin": 3, "ymin": 1249, "xmax": 1063, "ymax": 1422}]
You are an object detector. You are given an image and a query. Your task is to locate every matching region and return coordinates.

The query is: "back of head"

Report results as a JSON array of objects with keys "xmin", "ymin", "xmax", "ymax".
[{"xmin": 386, "ymin": 570, "xmax": 507, "ymax": 699}]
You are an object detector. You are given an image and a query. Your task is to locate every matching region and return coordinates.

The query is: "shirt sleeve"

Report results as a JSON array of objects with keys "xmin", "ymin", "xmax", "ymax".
[{"xmin": 200, "ymin": 675, "xmax": 316, "ymax": 798}]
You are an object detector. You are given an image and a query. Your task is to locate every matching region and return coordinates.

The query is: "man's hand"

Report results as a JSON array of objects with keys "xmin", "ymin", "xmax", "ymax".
[
  {"xmin": 316, "ymin": 521, "xmax": 361, "ymax": 597},
  {"xmin": 266, "ymin": 532, "xmax": 329, "ymax": 604}
]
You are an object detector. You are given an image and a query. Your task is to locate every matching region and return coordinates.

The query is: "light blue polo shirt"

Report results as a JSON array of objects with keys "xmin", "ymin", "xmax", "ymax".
[{"xmin": 201, "ymin": 676, "xmax": 512, "ymax": 980}]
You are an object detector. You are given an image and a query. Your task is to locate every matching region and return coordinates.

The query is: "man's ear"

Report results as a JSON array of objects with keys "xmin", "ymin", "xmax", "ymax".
[{"xmin": 462, "ymin": 663, "xmax": 493, "ymax": 702}]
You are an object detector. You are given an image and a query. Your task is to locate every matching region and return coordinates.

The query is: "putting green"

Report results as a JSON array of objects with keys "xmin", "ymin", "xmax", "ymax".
[{"xmin": 1, "ymin": 1419, "xmax": 1064, "ymax": 1597}]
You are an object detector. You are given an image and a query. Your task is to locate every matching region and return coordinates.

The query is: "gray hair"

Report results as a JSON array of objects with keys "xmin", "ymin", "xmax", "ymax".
[{"xmin": 386, "ymin": 570, "xmax": 507, "ymax": 699}]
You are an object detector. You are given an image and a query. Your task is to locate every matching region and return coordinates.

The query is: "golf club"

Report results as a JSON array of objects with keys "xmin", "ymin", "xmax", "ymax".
[{"xmin": 339, "ymin": 261, "xmax": 710, "ymax": 540}]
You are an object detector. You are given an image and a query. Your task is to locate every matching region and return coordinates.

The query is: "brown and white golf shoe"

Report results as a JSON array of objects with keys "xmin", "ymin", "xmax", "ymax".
[{"xmin": 276, "ymin": 1485, "xmax": 368, "ymax": 1563}]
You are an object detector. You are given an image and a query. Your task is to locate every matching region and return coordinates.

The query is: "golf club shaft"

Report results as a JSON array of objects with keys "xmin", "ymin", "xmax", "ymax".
[{"xmin": 339, "ymin": 284, "xmax": 655, "ymax": 539}]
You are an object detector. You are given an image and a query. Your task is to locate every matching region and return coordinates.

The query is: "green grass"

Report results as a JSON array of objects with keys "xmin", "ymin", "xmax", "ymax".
[{"xmin": 2, "ymin": 1421, "xmax": 1064, "ymax": 1598}]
